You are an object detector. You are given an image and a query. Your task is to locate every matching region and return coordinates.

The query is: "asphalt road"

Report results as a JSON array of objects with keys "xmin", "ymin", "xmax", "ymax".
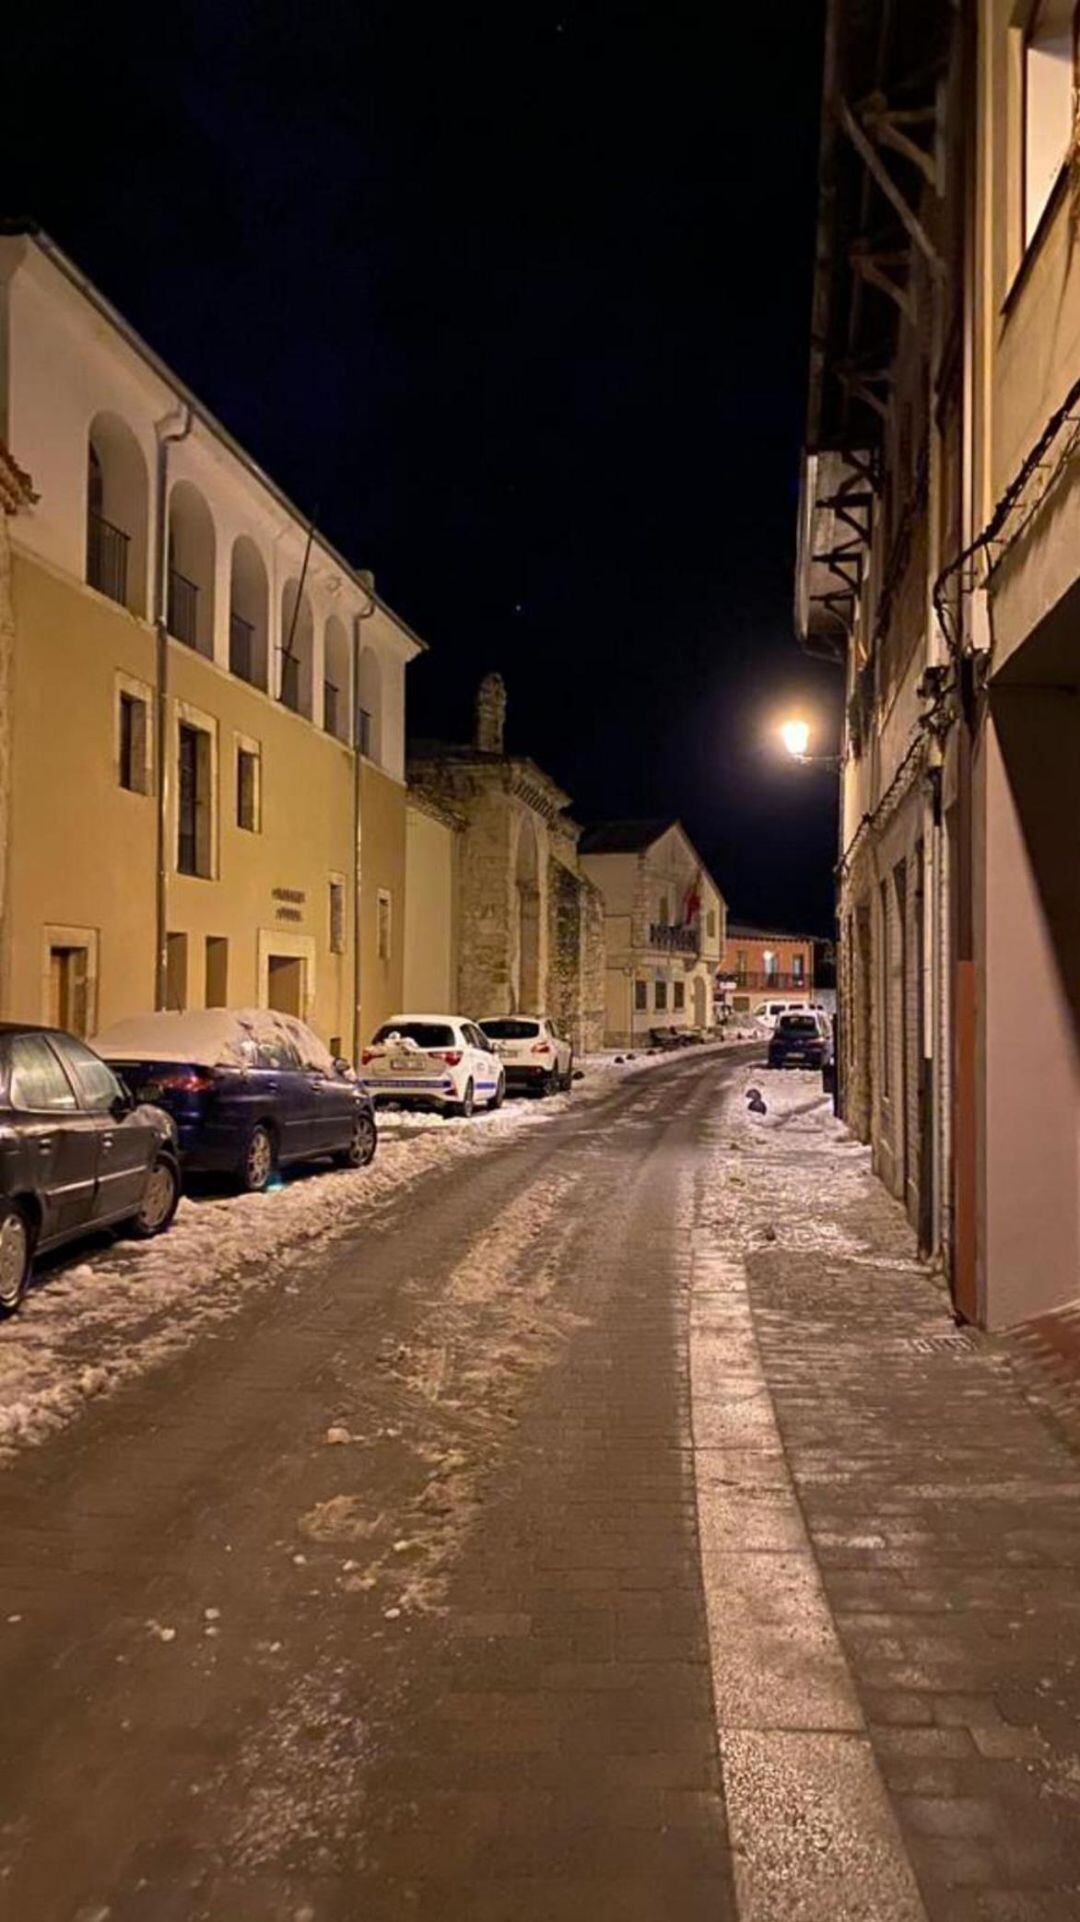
[{"xmin": 0, "ymin": 1047, "xmax": 756, "ymax": 1922}]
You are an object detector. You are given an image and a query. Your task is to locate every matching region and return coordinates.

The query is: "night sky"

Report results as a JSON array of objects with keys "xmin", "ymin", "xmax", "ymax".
[{"xmin": 13, "ymin": 0, "xmax": 840, "ymax": 933}]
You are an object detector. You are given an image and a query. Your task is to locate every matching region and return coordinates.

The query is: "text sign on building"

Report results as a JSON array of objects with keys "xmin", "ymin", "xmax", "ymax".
[{"xmin": 272, "ymin": 886, "xmax": 306, "ymax": 925}]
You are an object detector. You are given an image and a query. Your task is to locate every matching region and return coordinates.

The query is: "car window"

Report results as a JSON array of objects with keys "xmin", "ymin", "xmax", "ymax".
[
  {"xmin": 479, "ymin": 1019, "xmax": 540, "ymax": 1040},
  {"xmin": 778, "ymin": 1015, "xmax": 819, "ymax": 1034},
  {"xmin": 256, "ymin": 1035, "xmax": 302, "ymax": 1069},
  {"xmin": 463, "ymin": 1024, "xmax": 487, "ymax": 1050},
  {"xmin": 7, "ymin": 1034, "xmax": 79, "ymax": 1111},
  {"xmin": 372, "ymin": 1022, "xmax": 455, "ymax": 1050},
  {"xmin": 53, "ymin": 1035, "xmax": 122, "ymax": 1112}
]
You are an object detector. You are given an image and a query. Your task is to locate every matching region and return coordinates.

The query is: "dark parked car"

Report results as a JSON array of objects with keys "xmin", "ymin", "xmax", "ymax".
[
  {"xmin": 767, "ymin": 1010, "xmax": 833, "ymax": 1070},
  {"xmin": 93, "ymin": 1009, "xmax": 376, "ymax": 1194},
  {"xmin": 0, "ymin": 1023, "xmax": 180, "ymax": 1317}
]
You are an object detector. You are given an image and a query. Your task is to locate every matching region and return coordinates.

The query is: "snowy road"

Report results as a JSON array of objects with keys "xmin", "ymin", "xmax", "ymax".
[
  {"xmin": 0, "ymin": 1042, "xmax": 759, "ymax": 1922},
  {"xmin": 0, "ymin": 1043, "xmax": 746, "ymax": 1464}
]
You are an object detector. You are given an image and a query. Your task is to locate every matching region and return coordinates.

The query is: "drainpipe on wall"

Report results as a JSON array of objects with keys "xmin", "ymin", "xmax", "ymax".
[
  {"xmin": 152, "ymin": 407, "xmax": 192, "ymax": 1011},
  {"xmin": 351, "ymin": 583, "xmax": 376, "ymax": 1067}
]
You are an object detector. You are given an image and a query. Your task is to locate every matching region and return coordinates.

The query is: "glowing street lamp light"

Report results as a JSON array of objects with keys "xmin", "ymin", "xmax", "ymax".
[{"xmin": 780, "ymin": 718, "xmax": 811, "ymax": 760}]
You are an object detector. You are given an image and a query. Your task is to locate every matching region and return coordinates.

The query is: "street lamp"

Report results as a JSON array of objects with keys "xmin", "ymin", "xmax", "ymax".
[{"xmin": 779, "ymin": 716, "xmax": 840, "ymax": 772}]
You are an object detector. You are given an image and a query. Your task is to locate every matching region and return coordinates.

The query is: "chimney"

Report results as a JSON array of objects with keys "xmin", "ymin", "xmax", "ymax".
[{"xmin": 474, "ymin": 672, "xmax": 507, "ymax": 753}]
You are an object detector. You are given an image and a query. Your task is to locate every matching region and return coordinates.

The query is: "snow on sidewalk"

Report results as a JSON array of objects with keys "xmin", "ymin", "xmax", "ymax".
[{"xmin": 0, "ymin": 1038, "xmax": 744, "ymax": 1465}]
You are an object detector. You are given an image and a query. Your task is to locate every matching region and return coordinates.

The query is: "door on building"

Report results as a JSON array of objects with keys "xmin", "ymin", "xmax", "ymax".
[
  {"xmin": 267, "ymin": 954, "xmax": 305, "ymax": 1017},
  {"xmin": 49, "ymin": 945, "xmax": 90, "ymax": 1038},
  {"xmin": 692, "ymin": 975, "xmax": 707, "ymax": 1029}
]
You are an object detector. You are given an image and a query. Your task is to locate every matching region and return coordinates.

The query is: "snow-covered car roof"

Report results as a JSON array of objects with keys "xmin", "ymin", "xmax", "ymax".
[{"xmin": 92, "ymin": 1008, "xmax": 336, "ymax": 1072}]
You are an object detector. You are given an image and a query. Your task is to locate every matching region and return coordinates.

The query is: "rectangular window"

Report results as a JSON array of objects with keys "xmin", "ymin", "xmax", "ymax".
[
  {"xmin": 329, "ymin": 879, "xmax": 346, "ymax": 955},
  {"xmin": 706, "ymin": 909, "xmax": 716, "ymax": 939},
  {"xmin": 205, "ymin": 935, "xmax": 228, "ymax": 1008},
  {"xmin": 737, "ymin": 950, "xmax": 747, "ymax": 976},
  {"xmin": 673, "ymin": 980, "xmax": 685, "ymax": 1011},
  {"xmin": 118, "ymin": 690, "xmax": 149, "ymax": 794},
  {"xmin": 177, "ymin": 722, "xmax": 213, "ymax": 877},
  {"xmin": 236, "ymin": 744, "xmax": 260, "ymax": 832},
  {"xmin": 1024, "ymin": 1, "xmax": 1077, "ymax": 248},
  {"xmin": 792, "ymin": 953, "xmax": 805, "ymax": 982},
  {"xmin": 377, "ymin": 889, "xmax": 392, "ymax": 962},
  {"xmin": 166, "ymin": 931, "xmax": 188, "ymax": 1012},
  {"xmin": 879, "ymin": 879, "xmax": 891, "ymax": 1098},
  {"xmin": 634, "ymin": 979, "xmax": 647, "ymax": 1012},
  {"xmin": 655, "ymin": 980, "xmax": 668, "ymax": 1011}
]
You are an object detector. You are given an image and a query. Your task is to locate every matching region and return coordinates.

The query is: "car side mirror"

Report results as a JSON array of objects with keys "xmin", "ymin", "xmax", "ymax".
[{"xmin": 333, "ymin": 1056, "xmax": 353, "ymax": 1077}]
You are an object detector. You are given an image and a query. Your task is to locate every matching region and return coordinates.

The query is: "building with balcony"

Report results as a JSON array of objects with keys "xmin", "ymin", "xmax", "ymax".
[
  {"xmin": 721, "ymin": 925, "xmax": 816, "ymax": 1013},
  {"xmin": 578, "ymin": 820, "xmax": 725, "ymax": 1046},
  {"xmin": 0, "ymin": 226, "xmax": 423, "ymax": 1054},
  {"xmin": 796, "ymin": 1, "xmax": 1080, "ymax": 1330}
]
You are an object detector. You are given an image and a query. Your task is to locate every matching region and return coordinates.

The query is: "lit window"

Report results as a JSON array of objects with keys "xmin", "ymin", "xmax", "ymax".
[{"xmin": 1024, "ymin": 0, "xmax": 1077, "ymax": 248}]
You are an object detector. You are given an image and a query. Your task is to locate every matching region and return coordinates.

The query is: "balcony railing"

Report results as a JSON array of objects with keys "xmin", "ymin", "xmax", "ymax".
[
  {"xmin": 648, "ymin": 923, "xmax": 698, "ymax": 953},
  {"xmin": 280, "ymin": 652, "xmax": 301, "ymax": 714},
  {"xmin": 229, "ymin": 612, "xmax": 257, "ymax": 683},
  {"xmin": 87, "ymin": 511, "xmax": 129, "ymax": 607},
  {"xmin": 732, "ymin": 971, "xmax": 809, "ymax": 991},
  {"xmin": 324, "ymin": 680, "xmax": 341, "ymax": 738},
  {"xmin": 357, "ymin": 707, "xmax": 373, "ymax": 758},
  {"xmin": 167, "ymin": 569, "xmax": 199, "ymax": 648}
]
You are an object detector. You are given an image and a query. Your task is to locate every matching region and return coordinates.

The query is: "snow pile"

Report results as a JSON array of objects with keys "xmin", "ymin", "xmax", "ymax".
[
  {"xmin": 698, "ymin": 1066, "xmax": 874, "ymax": 1258},
  {"xmin": 92, "ymin": 1007, "xmax": 339, "ymax": 1073}
]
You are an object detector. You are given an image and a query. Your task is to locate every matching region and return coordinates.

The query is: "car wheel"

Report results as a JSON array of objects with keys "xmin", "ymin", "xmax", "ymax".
[
  {"xmin": 541, "ymin": 1069, "xmax": 558, "ymax": 1097},
  {"xmin": 489, "ymin": 1073, "xmax": 505, "ymax": 1111},
  {"xmin": 335, "ymin": 1111, "xmax": 378, "ymax": 1168},
  {"xmin": 240, "ymin": 1122, "xmax": 276, "ymax": 1193},
  {"xmin": 126, "ymin": 1152, "xmax": 181, "ymax": 1239},
  {"xmin": 453, "ymin": 1079, "xmax": 475, "ymax": 1119},
  {"xmin": 0, "ymin": 1203, "xmax": 32, "ymax": 1317}
]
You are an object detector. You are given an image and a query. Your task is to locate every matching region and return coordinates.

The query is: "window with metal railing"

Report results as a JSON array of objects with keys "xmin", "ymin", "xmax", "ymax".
[
  {"xmin": 357, "ymin": 706, "xmax": 373, "ymax": 757},
  {"xmin": 168, "ymin": 569, "xmax": 199, "ymax": 648},
  {"xmin": 280, "ymin": 653, "xmax": 301, "ymax": 713},
  {"xmin": 87, "ymin": 510, "xmax": 130, "ymax": 606},
  {"xmin": 229, "ymin": 612, "xmax": 256, "ymax": 683},
  {"xmin": 324, "ymin": 680, "xmax": 340, "ymax": 737}
]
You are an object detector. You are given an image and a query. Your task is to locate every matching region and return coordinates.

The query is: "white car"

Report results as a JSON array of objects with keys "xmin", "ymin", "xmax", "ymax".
[
  {"xmin": 477, "ymin": 1015, "xmax": 574, "ymax": 1096},
  {"xmin": 362, "ymin": 1015, "xmax": 505, "ymax": 1117}
]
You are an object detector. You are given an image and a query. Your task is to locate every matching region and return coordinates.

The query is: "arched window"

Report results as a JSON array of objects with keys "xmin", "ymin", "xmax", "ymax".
[
  {"xmin": 229, "ymin": 536, "xmax": 269, "ymax": 689},
  {"xmin": 167, "ymin": 481, "xmax": 216, "ymax": 655},
  {"xmin": 279, "ymin": 580, "xmax": 314, "ymax": 718},
  {"xmin": 86, "ymin": 412, "xmax": 149, "ymax": 614},
  {"xmin": 356, "ymin": 644, "xmax": 382, "ymax": 762},
  {"xmin": 323, "ymin": 615, "xmax": 350, "ymax": 740}
]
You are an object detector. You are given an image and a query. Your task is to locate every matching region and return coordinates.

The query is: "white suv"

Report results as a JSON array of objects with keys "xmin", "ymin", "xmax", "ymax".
[
  {"xmin": 362, "ymin": 1016, "xmax": 505, "ymax": 1117},
  {"xmin": 477, "ymin": 1015, "xmax": 573, "ymax": 1096}
]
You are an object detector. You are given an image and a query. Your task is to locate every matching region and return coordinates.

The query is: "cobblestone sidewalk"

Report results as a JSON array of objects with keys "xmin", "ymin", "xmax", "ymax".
[{"xmin": 698, "ymin": 1072, "xmax": 1080, "ymax": 1921}]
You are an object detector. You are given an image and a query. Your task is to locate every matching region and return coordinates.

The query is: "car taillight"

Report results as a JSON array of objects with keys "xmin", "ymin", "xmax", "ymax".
[
  {"xmin": 157, "ymin": 1071, "xmax": 214, "ymax": 1094},
  {"xmin": 361, "ymin": 1048, "xmax": 377, "ymax": 1065},
  {"xmin": 531, "ymin": 1042, "xmax": 552, "ymax": 1054},
  {"xmin": 433, "ymin": 1050, "xmax": 462, "ymax": 1066}
]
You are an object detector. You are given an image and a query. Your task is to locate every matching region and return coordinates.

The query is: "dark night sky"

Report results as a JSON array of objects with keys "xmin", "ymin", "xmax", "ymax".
[{"xmin": 13, "ymin": 0, "xmax": 840, "ymax": 933}]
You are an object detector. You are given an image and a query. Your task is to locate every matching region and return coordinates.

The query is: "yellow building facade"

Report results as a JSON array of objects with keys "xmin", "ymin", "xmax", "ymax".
[{"xmin": 0, "ymin": 231, "xmax": 421, "ymax": 1056}]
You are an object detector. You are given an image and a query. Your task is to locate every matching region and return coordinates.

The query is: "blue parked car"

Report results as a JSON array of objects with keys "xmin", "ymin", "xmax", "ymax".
[{"xmin": 93, "ymin": 1008, "xmax": 377, "ymax": 1193}]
